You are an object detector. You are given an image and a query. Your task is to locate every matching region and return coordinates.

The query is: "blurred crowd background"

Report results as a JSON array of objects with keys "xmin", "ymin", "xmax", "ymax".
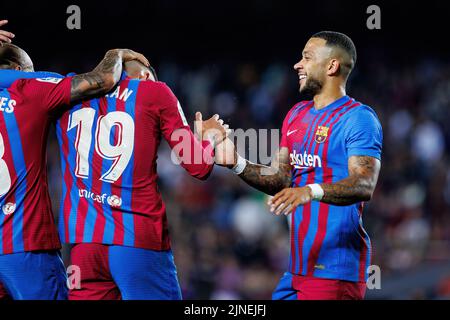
[{"xmin": 4, "ymin": 0, "xmax": 450, "ymax": 299}]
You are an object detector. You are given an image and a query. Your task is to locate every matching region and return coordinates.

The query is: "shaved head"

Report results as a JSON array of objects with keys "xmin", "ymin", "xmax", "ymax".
[
  {"xmin": 124, "ymin": 60, "xmax": 157, "ymax": 81},
  {"xmin": 0, "ymin": 43, "xmax": 34, "ymax": 71},
  {"xmin": 311, "ymin": 31, "xmax": 356, "ymax": 78}
]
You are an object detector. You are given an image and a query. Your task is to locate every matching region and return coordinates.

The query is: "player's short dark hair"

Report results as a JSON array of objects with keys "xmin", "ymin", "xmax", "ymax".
[
  {"xmin": 311, "ymin": 31, "xmax": 357, "ymax": 75},
  {"xmin": 0, "ymin": 43, "xmax": 21, "ymax": 68},
  {"xmin": 0, "ymin": 43, "xmax": 33, "ymax": 71}
]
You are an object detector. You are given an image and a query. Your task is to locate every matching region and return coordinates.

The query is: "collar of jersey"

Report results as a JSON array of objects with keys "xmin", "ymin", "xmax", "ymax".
[{"xmin": 310, "ymin": 95, "xmax": 350, "ymax": 114}]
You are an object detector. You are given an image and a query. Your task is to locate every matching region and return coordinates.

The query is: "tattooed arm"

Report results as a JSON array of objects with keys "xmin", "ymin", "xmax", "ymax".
[
  {"xmin": 238, "ymin": 147, "xmax": 292, "ymax": 196},
  {"xmin": 268, "ymin": 155, "xmax": 381, "ymax": 215},
  {"xmin": 214, "ymin": 138, "xmax": 292, "ymax": 196},
  {"xmin": 70, "ymin": 49, "xmax": 149, "ymax": 103},
  {"xmin": 320, "ymin": 156, "xmax": 380, "ymax": 205}
]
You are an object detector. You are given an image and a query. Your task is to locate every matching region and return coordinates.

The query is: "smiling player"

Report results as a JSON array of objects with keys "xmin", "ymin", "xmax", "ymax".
[{"xmin": 215, "ymin": 31, "xmax": 383, "ymax": 300}]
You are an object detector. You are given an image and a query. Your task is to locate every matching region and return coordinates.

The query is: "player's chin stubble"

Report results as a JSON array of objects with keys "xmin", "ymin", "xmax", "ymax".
[{"xmin": 299, "ymin": 78, "xmax": 323, "ymax": 99}]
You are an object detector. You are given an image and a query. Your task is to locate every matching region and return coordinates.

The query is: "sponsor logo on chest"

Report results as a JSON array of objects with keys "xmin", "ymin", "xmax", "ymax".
[{"xmin": 290, "ymin": 149, "xmax": 322, "ymax": 169}]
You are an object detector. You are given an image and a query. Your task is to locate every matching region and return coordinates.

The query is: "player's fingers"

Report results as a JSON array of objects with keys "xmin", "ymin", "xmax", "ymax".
[
  {"xmin": 195, "ymin": 111, "xmax": 202, "ymax": 122},
  {"xmin": 132, "ymin": 52, "xmax": 150, "ymax": 67},
  {"xmin": 0, "ymin": 20, "xmax": 8, "ymax": 27},
  {"xmin": 275, "ymin": 200, "xmax": 292, "ymax": 215},
  {"xmin": 284, "ymin": 204, "xmax": 295, "ymax": 216},
  {"xmin": 281, "ymin": 203, "xmax": 293, "ymax": 216},
  {"xmin": 0, "ymin": 30, "xmax": 14, "ymax": 38},
  {"xmin": 0, "ymin": 34, "xmax": 13, "ymax": 43},
  {"xmin": 270, "ymin": 194, "xmax": 290, "ymax": 213},
  {"xmin": 218, "ymin": 119, "xmax": 224, "ymax": 125},
  {"xmin": 270, "ymin": 193, "xmax": 288, "ymax": 209},
  {"xmin": 212, "ymin": 114, "xmax": 220, "ymax": 121},
  {"xmin": 268, "ymin": 189, "xmax": 287, "ymax": 206}
]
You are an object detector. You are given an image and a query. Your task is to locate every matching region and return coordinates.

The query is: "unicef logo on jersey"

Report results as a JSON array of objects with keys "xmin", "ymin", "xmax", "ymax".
[
  {"xmin": 78, "ymin": 189, "xmax": 122, "ymax": 208},
  {"xmin": 2, "ymin": 202, "xmax": 16, "ymax": 216},
  {"xmin": 107, "ymin": 195, "xmax": 122, "ymax": 208}
]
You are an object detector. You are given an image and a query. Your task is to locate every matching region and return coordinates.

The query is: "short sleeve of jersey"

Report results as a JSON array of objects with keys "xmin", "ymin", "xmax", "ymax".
[
  {"xmin": 13, "ymin": 76, "xmax": 72, "ymax": 113},
  {"xmin": 280, "ymin": 102, "xmax": 305, "ymax": 148},
  {"xmin": 0, "ymin": 70, "xmax": 64, "ymax": 89},
  {"xmin": 344, "ymin": 106, "xmax": 383, "ymax": 160},
  {"xmin": 156, "ymin": 82, "xmax": 189, "ymax": 140}
]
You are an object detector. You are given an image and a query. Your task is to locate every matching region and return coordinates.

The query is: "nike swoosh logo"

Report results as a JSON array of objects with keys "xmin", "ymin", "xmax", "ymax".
[{"xmin": 287, "ymin": 129, "xmax": 298, "ymax": 136}]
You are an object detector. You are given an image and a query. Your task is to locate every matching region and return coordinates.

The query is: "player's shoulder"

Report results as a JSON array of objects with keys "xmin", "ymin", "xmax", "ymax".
[
  {"xmin": 344, "ymin": 98, "xmax": 380, "ymax": 121},
  {"xmin": 133, "ymin": 79, "xmax": 172, "ymax": 93},
  {"xmin": 284, "ymin": 100, "xmax": 312, "ymax": 124},
  {"xmin": 342, "ymin": 98, "xmax": 382, "ymax": 132},
  {"xmin": 131, "ymin": 80, "xmax": 177, "ymax": 107}
]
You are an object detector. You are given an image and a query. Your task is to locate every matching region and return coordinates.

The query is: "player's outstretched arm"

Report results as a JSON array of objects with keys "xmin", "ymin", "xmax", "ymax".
[
  {"xmin": 215, "ymin": 140, "xmax": 292, "ymax": 196},
  {"xmin": 70, "ymin": 49, "xmax": 149, "ymax": 103},
  {"xmin": 0, "ymin": 20, "xmax": 15, "ymax": 44},
  {"xmin": 268, "ymin": 155, "xmax": 380, "ymax": 215}
]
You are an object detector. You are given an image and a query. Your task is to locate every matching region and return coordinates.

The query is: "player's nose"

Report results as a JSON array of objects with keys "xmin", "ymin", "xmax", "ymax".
[{"xmin": 293, "ymin": 60, "xmax": 303, "ymax": 71}]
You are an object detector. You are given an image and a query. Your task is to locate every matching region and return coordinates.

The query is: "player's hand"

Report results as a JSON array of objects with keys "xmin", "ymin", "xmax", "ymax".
[
  {"xmin": 194, "ymin": 112, "xmax": 231, "ymax": 148},
  {"xmin": 268, "ymin": 186, "xmax": 313, "ymax": 216},
  {"xmin": 106, "ymin": 49, "xmax": 150, "ymax": 67},
  {"xmin": 0, "ymin": 20, "xmax": 15, "ymax": 44},
  {"xmin": 214, "ymin": 138, "xmax": 238, "ymax": 168}
]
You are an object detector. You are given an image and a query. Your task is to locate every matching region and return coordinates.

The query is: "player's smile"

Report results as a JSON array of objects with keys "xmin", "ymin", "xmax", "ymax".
[{"xmin": 298, "ymin": 73, "xmax": 307, "ymax": 87}]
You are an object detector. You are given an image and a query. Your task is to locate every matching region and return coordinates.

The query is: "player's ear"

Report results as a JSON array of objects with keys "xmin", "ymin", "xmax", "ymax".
[
  {"xmin": 139, "ymin": 70, "xmax": 152, "ymax": 81},
  {"xmin": 327, "ymin": 59, "xmax": 340, "ymax": 76}
]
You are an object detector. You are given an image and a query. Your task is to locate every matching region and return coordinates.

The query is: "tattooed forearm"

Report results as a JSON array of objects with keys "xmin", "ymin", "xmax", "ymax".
[
  {"xmin": 320, "ymin": 156, "xmax": 381, "ymax": 206},
  {"xmin": 239, "ymin": 162, "xmax": 292, "ymax": 196},
  {"xmin": 70, "ymin": 49, "xmax": 123, "ymax": 103},
  {"xmin": 238, "ymin": 147, "xmax": 292, "ymax": 196}
]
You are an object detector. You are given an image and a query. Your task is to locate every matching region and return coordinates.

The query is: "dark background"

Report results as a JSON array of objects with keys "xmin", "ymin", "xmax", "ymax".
[
  {"xmin": 1, "ymin": 0, "xmax": 450, "ymax": 299},
  {"xmin": 2, "ymin": 0, "xmax": 450, "ymax": 68}
]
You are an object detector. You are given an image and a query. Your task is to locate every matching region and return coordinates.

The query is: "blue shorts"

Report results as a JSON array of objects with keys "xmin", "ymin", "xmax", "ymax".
[
  {"xmin": 0, "ymin": 250, "xmax": 68, "ymax": 300},
  {"xmin": 69, "ymin": 243, "xmax": 182, "ymax": 300}
]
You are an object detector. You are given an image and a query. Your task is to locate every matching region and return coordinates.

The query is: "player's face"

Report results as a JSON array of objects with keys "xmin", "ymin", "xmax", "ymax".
[{"xmin": 293, "ymin": 37, "xmax": 331, "ymax": 96}]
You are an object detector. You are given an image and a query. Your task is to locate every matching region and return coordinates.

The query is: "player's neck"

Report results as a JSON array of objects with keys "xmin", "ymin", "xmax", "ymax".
[{"xmin": 313, "ymin": 85, "xmax": 346, "ymax": 110}]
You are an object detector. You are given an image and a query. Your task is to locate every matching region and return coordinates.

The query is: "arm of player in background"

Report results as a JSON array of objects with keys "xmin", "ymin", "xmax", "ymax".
[
  {"xmin": 215, "ymin": 140, "xmax": 292, "ymax": 196},
  {"xmin": 70, "ymin": 49, "xmax": 149, "ymax": 103},
  {"xmin": 157, "ymin": 83, "xmax": 226, "ymax": 180},
  {"xmin": 214, "ymin": 102, "xmax": 295, "ymax": 196}
]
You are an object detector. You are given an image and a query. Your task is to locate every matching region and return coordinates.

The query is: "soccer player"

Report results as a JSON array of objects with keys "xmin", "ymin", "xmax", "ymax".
[
  {"xmin": 215, "ymin": 31, "xmax": 382, "ymax": 300},
  {"xmin": 59, "ymin": 60, "xmax": 229, "ymax": 300},
  {"xmin": 1, "ymin": 61, "xmax": 230, "ymax": 300},
  {"xmin": 0, "ymin": 43, "xmax": 150, "ymax": 299}
]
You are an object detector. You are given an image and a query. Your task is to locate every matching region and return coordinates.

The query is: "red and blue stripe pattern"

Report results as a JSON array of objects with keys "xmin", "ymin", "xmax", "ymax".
[
  {"xmin": 0, "ymin": 91, "xmax": 26, "ymax": 254},
  {"xmin": 57, "ymin": 79, "xmax": 140, "ymax": 248},
  {"xmin": 286, "ymin": 96, "xmax": 373, "ymax": 282}
]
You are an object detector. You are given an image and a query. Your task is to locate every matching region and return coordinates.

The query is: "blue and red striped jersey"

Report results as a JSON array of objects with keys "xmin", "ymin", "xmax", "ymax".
[
  {"xmin": 280, "ymin": 95, "xmax": 383, "ymax": 282},
  {"xmin": 56, "ymin": 77, "xmax": 214, "ymax": 250},
  {"xmin": 0, "ymin": 76, "xmax": 72, "ymax": 254}
]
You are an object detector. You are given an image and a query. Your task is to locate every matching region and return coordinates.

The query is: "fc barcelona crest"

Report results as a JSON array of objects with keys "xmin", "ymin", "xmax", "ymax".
[{"xmin": 315, "ymin": 126, "xmax": 329, "ymax": 143}]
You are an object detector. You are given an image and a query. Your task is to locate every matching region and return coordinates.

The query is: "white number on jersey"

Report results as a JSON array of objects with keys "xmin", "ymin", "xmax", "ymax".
[
  {"xmin": 0, "ymin": 132, "xmax": 12, "ymax": 197},
  {"xmin": 67, "ymin": 108, "xmax": 135, "ymax": 183}
]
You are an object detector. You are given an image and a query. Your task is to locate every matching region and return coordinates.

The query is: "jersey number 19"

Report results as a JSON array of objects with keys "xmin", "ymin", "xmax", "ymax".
[{"xmin": 67, "ymin": 108, "xmax": 135, "ymax": 183}]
